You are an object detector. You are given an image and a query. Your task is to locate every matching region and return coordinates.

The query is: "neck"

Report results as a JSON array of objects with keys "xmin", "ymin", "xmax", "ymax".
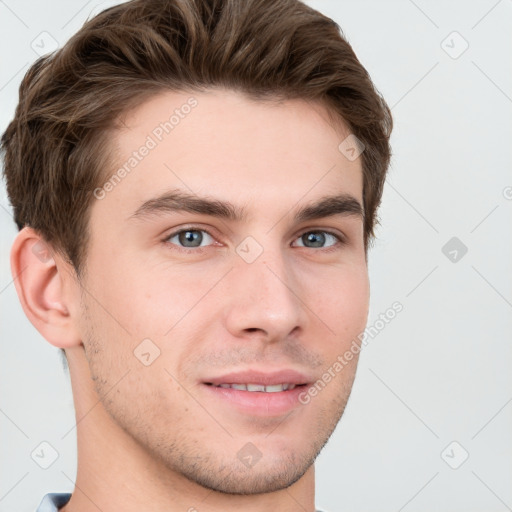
[{"xmin": 60, "ymin": 347, "xmax": 316, "ymax": 512}]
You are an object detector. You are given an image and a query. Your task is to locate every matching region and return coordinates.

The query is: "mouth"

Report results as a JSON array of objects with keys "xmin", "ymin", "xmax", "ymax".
[
  {"xmin": 201, "ymin": 370, "xmax": 312, "ymax": 416},
  {"xmin": 204, "ymin": 382, "xmax": 305, "ymax": 392}
]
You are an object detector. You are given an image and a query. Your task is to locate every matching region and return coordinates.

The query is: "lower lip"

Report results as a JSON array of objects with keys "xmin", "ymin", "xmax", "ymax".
[{"xmin": 202, "ymin": 384, "xmax": 308, "ymax": 416}]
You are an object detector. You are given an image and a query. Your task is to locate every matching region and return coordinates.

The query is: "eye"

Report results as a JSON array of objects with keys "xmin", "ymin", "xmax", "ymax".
[
  {"xmin": 164, "ymin": 228, "xmax": 216, "ymax": 249},
  {"xmin": 293, "ymin": 230, "xmax": 343, "ymax": 249}
]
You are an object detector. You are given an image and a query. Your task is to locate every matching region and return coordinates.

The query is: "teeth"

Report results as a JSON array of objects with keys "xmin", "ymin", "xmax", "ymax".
[
  {"xmin": 215, "ymin": 383, "xmax": 298, "ymax": 392},
  {"xmin": 246, "ymin": 384, "xmax": 265, "ymax": 392},
  {"xmin": 265, "ymin": 384, "xmax": 285, "ymax": 393}
]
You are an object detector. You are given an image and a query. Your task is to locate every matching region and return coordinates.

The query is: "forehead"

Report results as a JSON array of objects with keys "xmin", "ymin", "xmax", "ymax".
[{"xmin": 94, "ymin": 88, "xmax": 363, "ymax": 220}]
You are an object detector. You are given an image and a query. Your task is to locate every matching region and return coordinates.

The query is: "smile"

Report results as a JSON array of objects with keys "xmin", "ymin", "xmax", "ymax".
[{"xmin": 206, "ymin": 383, "xmax": 300, "ymax": 392}]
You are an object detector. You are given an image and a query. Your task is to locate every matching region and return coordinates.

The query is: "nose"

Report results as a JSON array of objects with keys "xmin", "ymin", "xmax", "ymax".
[{"xmin": 222, "ymin": 249, "xmax": 307, "ymax": 343}]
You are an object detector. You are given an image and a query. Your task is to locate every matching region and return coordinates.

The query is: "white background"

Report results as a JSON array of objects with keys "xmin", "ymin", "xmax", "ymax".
[{"xmin": 1, "ymin": 1, "xmax": 511, "ymax": 511}]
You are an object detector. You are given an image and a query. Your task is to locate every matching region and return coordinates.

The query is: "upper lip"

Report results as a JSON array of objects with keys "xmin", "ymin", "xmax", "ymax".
[{"xmin": 203, "ymin": 369, "xmax": 312, "ymax": 386}]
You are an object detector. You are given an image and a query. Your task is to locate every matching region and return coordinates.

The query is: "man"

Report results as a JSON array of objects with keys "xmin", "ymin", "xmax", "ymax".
[{"xmin": 1, "ymin": 0, "xmax": 392, "ymax": 510}]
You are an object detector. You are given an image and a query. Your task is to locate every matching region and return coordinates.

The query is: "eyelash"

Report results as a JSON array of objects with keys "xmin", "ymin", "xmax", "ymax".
[{"xmin": 162, "ymin": 226, "xmax": 346, "ymax": 254}]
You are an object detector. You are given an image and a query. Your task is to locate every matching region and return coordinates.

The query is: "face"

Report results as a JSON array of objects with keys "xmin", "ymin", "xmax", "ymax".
[{"xmin": 76, "ymin": 88, "xmax": 369, "ymax": 494}]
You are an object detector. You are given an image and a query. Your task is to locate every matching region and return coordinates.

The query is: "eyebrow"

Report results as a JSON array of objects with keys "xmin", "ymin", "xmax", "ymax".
[{"xmin": 129, "ymin": 189, "xmax": 364, "ymax": 224}]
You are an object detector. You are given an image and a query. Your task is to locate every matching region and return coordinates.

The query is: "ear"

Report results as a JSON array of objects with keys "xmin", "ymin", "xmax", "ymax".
[{"xmin": 10, "ymin": 227, "xmax": 82, "ymax": 349}]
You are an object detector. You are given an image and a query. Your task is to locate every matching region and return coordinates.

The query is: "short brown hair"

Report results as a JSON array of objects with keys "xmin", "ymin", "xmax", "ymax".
[{"xmin": 1, "ymin": 0, "xmax": 392, "ymax": 274}]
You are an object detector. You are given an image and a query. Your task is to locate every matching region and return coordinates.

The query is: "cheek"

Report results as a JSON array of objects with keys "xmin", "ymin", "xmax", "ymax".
[
  {"xmin": 304, "ymin": 262, "xmax": 369, "ymax": 341},
  {"xmin": 83, "ymin": 250, "xmax": 198, "ymax": 336}
]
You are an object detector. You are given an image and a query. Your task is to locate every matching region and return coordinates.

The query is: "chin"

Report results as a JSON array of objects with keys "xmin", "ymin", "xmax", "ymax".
[{"xmin": 188, "ymin": 454, "xmax": 313, "ymax": 495}]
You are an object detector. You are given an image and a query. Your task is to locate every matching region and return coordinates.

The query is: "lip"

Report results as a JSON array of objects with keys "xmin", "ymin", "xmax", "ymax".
[
  {"xmin": 203, "ymin": 369, "xmax": 312, "ymax": 387},
  {"xmin": 201, "ymin": 369, "xmax": 313, "ymax": 416}
]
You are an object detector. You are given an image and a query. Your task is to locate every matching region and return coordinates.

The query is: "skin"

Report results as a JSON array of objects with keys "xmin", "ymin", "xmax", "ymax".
[{"xmin": 12, "ymin": 88, "xmax": 369, "ymax": 512}]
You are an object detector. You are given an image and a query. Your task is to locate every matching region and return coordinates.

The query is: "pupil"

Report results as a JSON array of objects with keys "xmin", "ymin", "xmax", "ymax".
[
  {"xmin": 304, "ymin": 232, "xmax": 325, "ymax": 247},
  {"xmin": 179, "ymin": 230, "xmax": 202, "ymax": 247}
]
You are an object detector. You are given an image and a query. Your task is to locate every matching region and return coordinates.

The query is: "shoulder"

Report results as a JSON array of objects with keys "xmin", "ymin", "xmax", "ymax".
[{"xmin": 35, "ymin": 493, "xmax": 72, "ymax": 511}]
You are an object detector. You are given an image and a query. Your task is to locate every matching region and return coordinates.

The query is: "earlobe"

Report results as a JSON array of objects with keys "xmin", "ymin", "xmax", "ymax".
[{"xmin": 10, "ymin": 227, "xmax": 82, "ymax": 349}]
